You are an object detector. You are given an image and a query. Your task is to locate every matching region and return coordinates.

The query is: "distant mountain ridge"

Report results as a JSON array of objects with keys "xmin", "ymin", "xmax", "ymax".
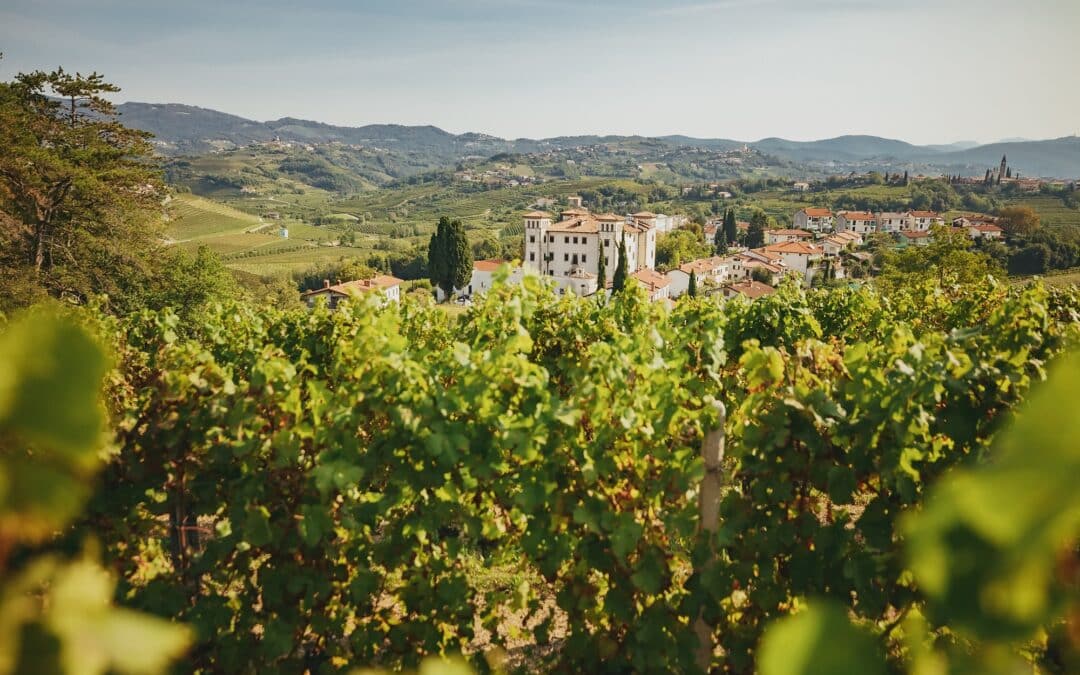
[{"xmin": 114, "ymin": 102, "xmax": 1080, "ymax": 178}]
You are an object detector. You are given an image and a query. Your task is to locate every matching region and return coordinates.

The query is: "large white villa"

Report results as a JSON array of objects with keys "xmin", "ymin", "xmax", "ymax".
[{"xmin": 523, "ymin": 208, "xmax": 658, "ymax": 297}]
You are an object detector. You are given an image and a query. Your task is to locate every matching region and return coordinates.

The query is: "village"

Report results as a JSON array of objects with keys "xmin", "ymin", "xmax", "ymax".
[{"xmin": 300, "ymin": 193, "xmax": 1009, "ymax": 308}]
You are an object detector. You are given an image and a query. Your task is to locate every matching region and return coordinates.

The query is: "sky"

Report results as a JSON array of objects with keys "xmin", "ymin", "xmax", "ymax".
[{"xmin": 1, "ymin": 0, "xmax": 1078, "ymax": 144}]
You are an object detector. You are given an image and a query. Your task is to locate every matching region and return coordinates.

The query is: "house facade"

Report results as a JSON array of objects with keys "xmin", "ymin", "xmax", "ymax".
[
  {"xmin": 876, "ymin": 212, "xmax": 913, "ymax": 233},
  {"xmin": 793, "ymin": 208, "xmax": 834, "ymax": 232},
  {"xmin": 762, "ymin": 242, "xmax": 824, "ymax": 283},
  {"xmin": 836, "ymin": 211, "xmax": 877, "ymax": 234},
  {"xmin": 909, "ymin": 210, "xmax": 944, "ymax": 230}
]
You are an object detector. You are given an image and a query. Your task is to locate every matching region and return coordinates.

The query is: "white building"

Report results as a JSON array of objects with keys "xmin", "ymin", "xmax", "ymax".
[
  {"xmin": 648, "ymin": 213, "xmax": 687, "ymax": 234},
  {"xmin": 435, "ymin": 259, "xmax": 533, "ymax": 302},
  {"xmin": 523, "ymin": 208, "xmax": 657, "ymax": 297},
  {"xmin": 762, "ymin": 242, "xmax": 825, "ymax": 284},
  {"xmin": 727, "ymin": 253, "xmax": 784, "ymax": 286},
  {"xmin": 301, "ymin": 275, "xmax": 403, "ymax": 309},
  {"xmin": 909, "ymin": 211, "xmax": 944, "ymax": 230},
  {"xmin": 836, "ymin": 211, "xmax": 877, "ymax": 234},
  {"xmin": 667, "ymin": 256, "xmax": 731, "ymax": 298},
  {"xmin": 876, "ymin": 212, "xmax": 913, "ymax": 233},
  {"xmin": 793, "ymin": 208, "xmax": 834, "ymax": 232}
]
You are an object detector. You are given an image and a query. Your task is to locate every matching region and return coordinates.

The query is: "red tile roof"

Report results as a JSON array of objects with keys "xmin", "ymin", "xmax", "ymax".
[
  {"xmin": 840, "ymin": 211, "xmax": 876, "ymax": 221},
  {"xmin": 631, "ymin": 268, "xmax": 670, "ymax": 291},
  {"xmin": 725, "ymin": 280, "xmax": 776, "ymax": 299},
  {"xmin": 302, "ymin": 275, "xmax": 403, "ymax": 298},
  {"xmin": 763, "ymin": 242, "xmax": 822, "ymax": 255},
  {"xmin": 474, "ymin": 259, "xmax": 507, "ymax": 272},
  {"xmin": 801, "ymin": 208, "xmax": 833, "ymax": 217}
]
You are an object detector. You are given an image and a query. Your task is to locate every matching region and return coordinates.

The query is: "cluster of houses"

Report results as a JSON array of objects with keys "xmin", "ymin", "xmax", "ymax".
[
  {"xmin": 793, "ymin": 207, "xmax": 1004, "ymax": 241},
  {"xmin": 300, "ymin": 203, "xmax": 1013, "ymax": 310},
  {"xmin": 454, "ymin": 165, "xmax": 543, "ymax": 188},
  {"xmin": 519, "ymin": 205, "xmax": 854, "ymax": 302}
]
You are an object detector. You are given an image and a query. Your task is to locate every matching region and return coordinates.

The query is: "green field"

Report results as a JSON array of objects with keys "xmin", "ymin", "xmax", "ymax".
[{"xmin": 166, "ymin": 194, "xmax": 262, "ymax": 240}]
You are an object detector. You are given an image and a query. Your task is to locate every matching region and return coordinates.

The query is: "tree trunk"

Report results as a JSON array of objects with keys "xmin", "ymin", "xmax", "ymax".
[{"xmin": 694, "ymin": 401, "xmax": 727, "ymax": 673}]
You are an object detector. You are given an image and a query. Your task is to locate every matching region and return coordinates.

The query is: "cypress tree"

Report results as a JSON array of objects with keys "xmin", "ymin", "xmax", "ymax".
[
  {"xmin": 427, "ymin": 217, "xmax": 448, "ymax": 300},
  {"xmin": 714, "ymin": 229, "xmax": 728, "ymax": 255},
  {"xmin": 903, "ymin": 170, "xmax": 909, "ymax": 186},
  {"xmin": 444, "ymin": 218, "xmax": 473, "ymax": 297},
  {"xmin": 688, "ymin": 270, "xmax": 698, "ymax": 297},
  {"xmin": 723, "ymin": 208, "xmax": 738, "ymax": 244},
  {"xmin": 428, "ymin": 216, "xmax": 472, "ymax": 300},
  {"xmin": 612, "ymin": 234, "xmax": 628, "ymax": 292},
  {"xmin": 745, "ymin": 211, "xmax": 767, "ymax": 248}
]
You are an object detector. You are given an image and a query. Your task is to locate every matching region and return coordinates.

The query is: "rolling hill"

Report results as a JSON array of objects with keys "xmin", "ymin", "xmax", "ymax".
[{"xmin": 114, "ymin": 101, "xmax": 1080, "ymax": 179}]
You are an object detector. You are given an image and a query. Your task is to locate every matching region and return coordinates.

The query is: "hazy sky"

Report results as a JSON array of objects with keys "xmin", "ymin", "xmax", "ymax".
[{"xmin": 2, "ymin": 0, "xmax": 1078, "ymax": 144}]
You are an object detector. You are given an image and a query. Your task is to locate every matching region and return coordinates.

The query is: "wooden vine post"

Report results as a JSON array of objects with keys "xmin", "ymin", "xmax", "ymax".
[{"xmin": 694, "ymin": 400, "xmax": 726, "ymax": 673}]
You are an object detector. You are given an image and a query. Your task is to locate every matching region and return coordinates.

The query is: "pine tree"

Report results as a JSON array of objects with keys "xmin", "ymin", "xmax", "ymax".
[
  {"xmin": 714, "ymin": 229, "xmax": 728, "ymax": 255},
  {"xmin": 723, "ymin": 208, "xmax": 738, "ymax": 244},
  {"xmin": 688, "ymin": 270, "xmax": 698, "ymax": 298},
  {"xmin": 612, "ymin": 234, "xmax": 628, "ymax": 292}
]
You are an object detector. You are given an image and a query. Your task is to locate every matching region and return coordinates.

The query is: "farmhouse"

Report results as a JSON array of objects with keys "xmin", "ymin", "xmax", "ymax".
[{"xmin": 301, "ymin": 275, "xmax": 403, "ymax": 309}]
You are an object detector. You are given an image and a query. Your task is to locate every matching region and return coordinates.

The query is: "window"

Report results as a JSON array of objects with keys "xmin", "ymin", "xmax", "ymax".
[
  {"xmin": 529, "ymin": 235, "xmax": 535, "ymax": 243},
  {"xmin": 565, "ymin": 236, "xmax": 569, "ymax": 244},
  {"xmin": 529, "ymin": 252, "xmax": 535, "ymax": 261},
  {"xmin": 604, "ymin": 240, "xmax": 610, "ymax": 247},
  {"xmin": 564, "ymin": 253, "xmax": 569, "ymax": 261},
  {"xmin": 573, "ymin": 237, "xmax": 578, "ymax": 244},
  {"xmin": 582, "ymin": 255, "xmax": 587, "ymax": 263}
]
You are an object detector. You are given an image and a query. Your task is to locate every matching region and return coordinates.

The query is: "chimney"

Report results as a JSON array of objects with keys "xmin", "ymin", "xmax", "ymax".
[{"xmin": 323, "ymin": 279, "xmax": 330, "ymax": 289}]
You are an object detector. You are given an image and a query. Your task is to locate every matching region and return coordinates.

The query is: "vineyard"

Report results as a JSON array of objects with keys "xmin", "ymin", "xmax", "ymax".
[{"xmin": 1, "ymin": 274, "xmax": 1079, "ymax": 674}]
